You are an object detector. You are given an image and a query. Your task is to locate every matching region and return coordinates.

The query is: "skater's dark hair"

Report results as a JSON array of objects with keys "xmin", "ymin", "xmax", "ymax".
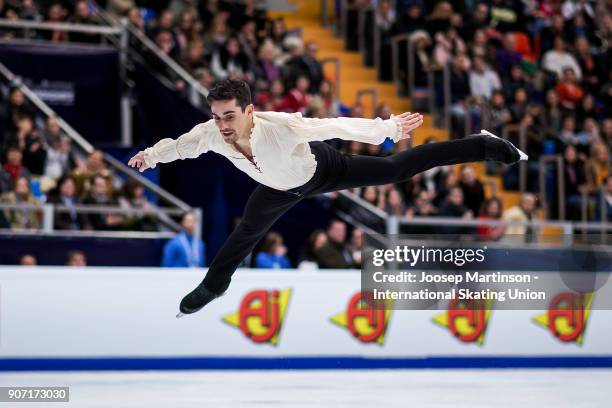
[{"xmin": 206, "ymin": 79, "xmax": 252, "ymax": 112}]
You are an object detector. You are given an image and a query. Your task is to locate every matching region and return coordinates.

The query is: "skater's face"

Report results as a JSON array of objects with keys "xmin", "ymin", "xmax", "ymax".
[{"xmin": 211, "ymin": 99, "xmax": 254, "ymax": 143}]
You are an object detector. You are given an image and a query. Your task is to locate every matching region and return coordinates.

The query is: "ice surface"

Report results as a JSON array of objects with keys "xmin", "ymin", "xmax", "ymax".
[{"xmin": 0, "ymin": 369, "xmax": 609, "ymax": 408}]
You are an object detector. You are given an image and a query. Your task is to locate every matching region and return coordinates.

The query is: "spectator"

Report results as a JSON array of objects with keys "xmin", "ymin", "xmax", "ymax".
[
  {"xmin": 44, "ymin": 2, "xmax": 69, "ymax": 43},
  {"xmin": 19, "ymin": 253, "xmax": 37, "ymax": 266},
  {"xmin": 44, "ymin": 135, "xmax": 77, "ymax": 180},
  {"xmin": 346, "ymin": 227, "xmax": 363, "ymax": 267},
  {"xmin": 285, "ymin": 40, "xmax": 323, "ymax": 94},
  {"xmin": 48, "ymin": 175, "xmax": 81, "ymax": 230},
  {"xmin": 382, "ymin": 188, "xmax": 407, "ymax": 216},
  {"xmin": 0, "ymin": 177, "xmax": 40, "ymax": 229},
  {"xmin": 283, "ymin": 74, "xmax": 311, "ymax": 114},
  {"xmin": 2, "ymin": 147, "xmax": 31, "ymax": 188},
  {"xmin": 487, "ymin": 90, "xmax": 512, "ymax": 135},
  {"xmin": 72, "ymin": 149, "xmax": 113, "ymax": 197},
  {"xmin": 469, "ymin": 55, "xmax": 501, "ymax": 100},
  {"xmin": 299, "ymin": 228, "xmax": 327, "ymax": 266},
  {"xmin": 42, "ymin": 115, "xmax": 65, "ymax": 147},
  {"xmin": 314, "ymin": 219, "xmax": 353, "ymax": 269},
  {"xmin": 69, "ymin": 0, "xmax": 100, "ymax": 43},
  {"xmin": 434, "ymin": 171, "xmax": 459, "ymax": 207},
  {"xmin": 556, "ymin": 67, "xmax": 584, "ymax": 110},
  {"xmin": 542, "ymin": 36, "xmax": 582, "ymax": 80},
  {"xmin": 118, "ymin": 179, "xmax": 158, "ymax": 230},
  {"xmin": 502, "ymin": 193, "xmax": 537, "ymax": 238},
  {"xmin": 459, "ymin": 165, "xmax": 485, "ymax": 216},
  {"xmin": 210, "ymin": 36, "xmax": 251, "ymax": 81},
  {"xmin": 255, "ymin": 231, "xmax": 291, "ymax": 269},
  {"xmin": 477, "ymin": 197, "xmax": 505, "ymax": 241},
  {"xmin": 594, "ymin": 175, "xmax": 612, "ymax": 222},
  {"xmin": 81, "ymin": 174, "xmax": 123, "ymax": 230},
  {"xmin": 586, "ymin": 143, "xmax": 610, "ymax": 191},
  {"xmin": 563, "ymin": 145, "xmax": 588, "ymax": 220},
  {"xmin": 66, "ymin": 250, "xmax": 87, "ymax": 266},
  {"xmin": 161, "ymin": 212, "xmax": 206, "ymax": 267},
  {"xmin": 438, "ymin": 186, "xmax": 473, "ymax": 219}
]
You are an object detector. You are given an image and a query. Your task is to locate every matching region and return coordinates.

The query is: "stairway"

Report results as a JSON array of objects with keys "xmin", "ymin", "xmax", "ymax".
[{"xmin": 272, "ymin": 0, "xmax": 523, "ymax": 211}]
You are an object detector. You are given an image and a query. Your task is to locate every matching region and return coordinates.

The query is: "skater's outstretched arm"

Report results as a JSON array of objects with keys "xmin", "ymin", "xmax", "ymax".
[
  {"xmin": 128, "ymin": 120, "xmax": 216, "ymax": 172},
  {"xmin": 287, "ymin": 111, "xmax": 423, "ymax": 145}
]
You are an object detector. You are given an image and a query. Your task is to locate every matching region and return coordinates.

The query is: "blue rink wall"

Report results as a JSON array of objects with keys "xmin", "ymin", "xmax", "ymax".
[{"xmin": 1, "ymin": 267, "xmax": 611, "ymax": 371}]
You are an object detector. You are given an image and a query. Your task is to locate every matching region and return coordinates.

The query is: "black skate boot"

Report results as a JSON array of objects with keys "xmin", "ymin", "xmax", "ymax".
[
  {"xmin": 480, "ymin": 129, "xmax": 528, "ymax": 165},
  {"xmin": 176, "ymin": 282, "xmax": 223, "ymax": 318}
]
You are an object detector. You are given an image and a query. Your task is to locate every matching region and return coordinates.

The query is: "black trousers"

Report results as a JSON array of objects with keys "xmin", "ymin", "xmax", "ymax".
[{"xmin": 202, "ymin": 136, "xmax": 487, "ymax": 293}]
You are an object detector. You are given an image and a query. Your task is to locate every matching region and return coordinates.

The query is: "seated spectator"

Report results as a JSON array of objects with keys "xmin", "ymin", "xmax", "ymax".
[
  {"xmin": 118, "ymin": 179, "xmax": 158, "ymax": 231},
  {"xmin": 346, "ymin": 227, "xmax": 363, "ymax": 267},
  {"xmin": 487, "ymin": 90, "xmax": 512, "ymax": 136},
  {"xmin": 433, "ymin": 26, "xmax": 466, "ymax": 68},
  {"xmin": 2, "ymin": 147, "xmax": 30, "ymax": 185},
  {"xmin": 434, "ymin": 171, "xmax": 459, "ymax": 207},
  {"xmin": 314, "ymin": 219, "xmax": 353, "ymax": 269},
  {"xmin": 282, "ymin": 75, "xmax": 312, "ymax": 114},
  {"xmin": 19, "ymin": 253, "xmax": 38, "ymax": 266},
  {"xmin": 477, "ymin": 197, "xmax": 505, "ymax": 241},
  {"xmin": 44, "ymin": 136, "xmax": 77, "ymax": 180},
  {"xmin": 161, "ymin": 212, "xmax": 206, "ymax": 267},
  {"xmin": 66, "ymin": 250, "xmax": 87, "ymax": 266},
  {"xmin": 556, "ymin": 67, "xmax": 584, "ymax": 110},
  {"xmin": 381, "ymin": 188, "xmax": 407, "ymax": 216},
  {"xmin": 72, "ymin": 149, "xmax": 114, "ymax": 197},
  {"xmin": 81, "ymin": 174, "xmax": 124, "ymax": 230},
  {"xmin": 255, "ymin": 78, "xmax": 289, "ymax": 112},
  {"xmin": 48, "ymin": 175, "xmax": 81, "ymax": 230},
  {"xmin": 542, "ymin": 36, "xmax": 582, "ymax": 80},
  {"xmin": 42, "ymin": 116, "xmax": 65, "ymax": 147},
  {"xmin": 44, "ymin": 2, "xmax": 69, "ymax": 43},
  {"xmin": 563, "ymin": 145, "xmax": 588, "ymax": 220},
  {"xmin": 404, "ymin": 190, "xmax": 438, "ymax": 234},
  {"xmin": 0, "ymin": 177, "xmax": 40, "ymax": 229},
  {"xmin": 299, "ymin": 228, "xmax": 327, "ymax": 267},
  {"xmin": 253, "ymin": 38, "xmax": 282, "ymax": 86},
  {"xmin": 495, "ymin": 33, "xmax": 523, "ymax": 80},
  {"xmin": 255, "ymin": 231, "xmax": 291, "ymax": 269},
  {"xmin": 459, "ymin": 165, "xmax": 485, "ymax": 216},
  {"xmin": 285, "ymin": 39, "xmax": 323, "ymax": 94},
  {"xmin": 469, "ymin": 55, "xmax": 501, "ymax": 100},
  {"xmin": 438, "ymin": 186, "xmax": 473, "ymax": 218},
  {"xmin": 594, "ymin": 175, "xmax": 612, "ymax": 222},
  {"xmin": 22, "ymin": 128, "xmax": 47, "ymax": 176},
  {"xmin": 586, "ymin": 143, "xmax": 610, "ymax": 191},
  {"xmin": 502, "ymin": 193, "xmax": 537, "ymax": 239},
  {"xmin": 210, "ymin": 36, "xmax": 251, "ymax": 81},
  {"xmin": 509, "ymin": 87, "xmax": 529, "ymax": 124},
  {"xmin": 69, "ymin": 0, "xmax": 101, "ymax": 43}
]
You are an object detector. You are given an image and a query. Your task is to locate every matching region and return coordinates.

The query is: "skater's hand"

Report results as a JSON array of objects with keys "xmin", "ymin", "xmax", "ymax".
[
  {"xmin": 392, "ymin": 112, "xmax": 424, "ymax": 140},
  {"xmin": 128, "ymin": 150, "xmax": 152, "ymax": 173}
]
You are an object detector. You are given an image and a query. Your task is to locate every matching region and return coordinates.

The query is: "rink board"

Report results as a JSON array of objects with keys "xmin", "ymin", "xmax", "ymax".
[{"xmin": 1, "ymin": 267, "xmax": 611, "ymax": 370}]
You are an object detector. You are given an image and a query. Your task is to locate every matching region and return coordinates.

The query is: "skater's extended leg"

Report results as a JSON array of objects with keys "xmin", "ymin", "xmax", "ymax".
[
  {"xmin": 328, "ymin": 132, "xmax": 525, "ymax": 191},
  {"xmin": 178, "ymin": 185, "xmax": 301, "ymax": 315}
]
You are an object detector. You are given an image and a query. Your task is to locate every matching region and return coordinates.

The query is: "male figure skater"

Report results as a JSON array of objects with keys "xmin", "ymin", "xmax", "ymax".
[{"xmin": 129, "ymin": 79, "xmax": 527, "ymax": 317}]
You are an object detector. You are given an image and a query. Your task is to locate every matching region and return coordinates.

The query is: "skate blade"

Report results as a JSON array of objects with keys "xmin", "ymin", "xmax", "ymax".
[
  {"xmin": 176, "ymin": 312, "xmax": 185, "ymax": 319},
  {"xmin": 480, "ymin": 129, "xmax": 529, "ymax": 161}
]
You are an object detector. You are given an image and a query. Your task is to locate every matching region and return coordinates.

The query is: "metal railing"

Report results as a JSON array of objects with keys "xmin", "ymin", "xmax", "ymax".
[
  {"xmin": 320, "ymin": 57, "xmax": 341, "ymax": 100},
  {"xmin": 0, "ymin": 203, "xmax": 201, "ymax": 243},
  {"xmin": 538, "ymin": 155, "xmax": 565, "ymax": 220},
  {"xmin": 356, "ymin": 88, "xmax": 378, "ymax": 118},
  {"xmin": 336, "ymin": 190, "xmax": 611, "ymax": 247}
]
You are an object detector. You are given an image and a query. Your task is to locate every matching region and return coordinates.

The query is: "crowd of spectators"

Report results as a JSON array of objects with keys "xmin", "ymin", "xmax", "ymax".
[{"xmin": 0, "ymin": 85, "xmax": 162, "ymax": 231}]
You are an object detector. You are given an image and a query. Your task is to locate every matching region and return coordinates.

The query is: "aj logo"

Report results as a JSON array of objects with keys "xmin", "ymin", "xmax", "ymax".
[
  {"xmin": 432, "ymin": 298, "xmax": 493, "ymax": 345},
  {"xmin": 330, "ymin": 292, "xmax": 393, "ymax": 345},
  {"xmin": 533, "ymin": 292, "xmax": 593, "ymax": 344},
  {"xmin": 222, "ymin": 289, "xmax": 291, "ymax": 345}
]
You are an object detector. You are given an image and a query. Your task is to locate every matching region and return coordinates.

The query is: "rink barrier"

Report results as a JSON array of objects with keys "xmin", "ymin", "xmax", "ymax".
[{"xmin": 2, "ymin": 356, "xmax": 612, "ymax": 371}]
